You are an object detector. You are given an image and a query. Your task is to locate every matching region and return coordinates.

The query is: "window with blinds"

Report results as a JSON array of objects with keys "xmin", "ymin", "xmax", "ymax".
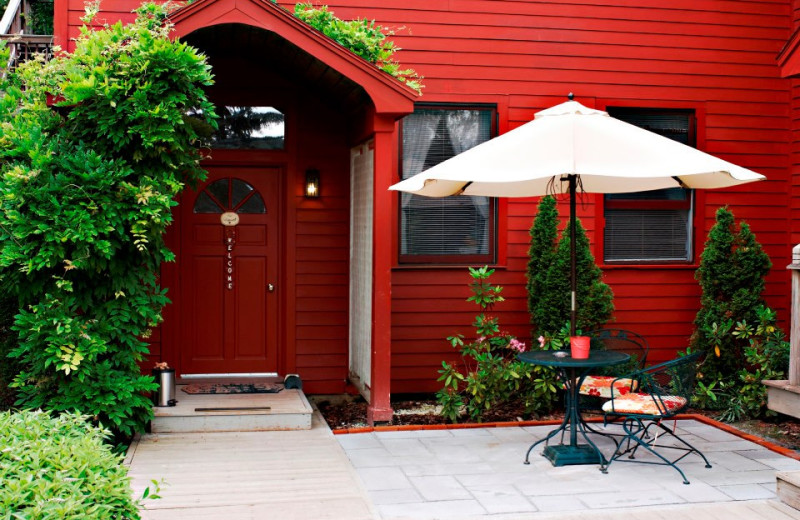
[
  {"xmin": 399, "ymin": 105, "xmax": 496, "ymax": 264},
  {"xmin": 603, "ymin": 108, "xmax": 696, "ymax": 263}
]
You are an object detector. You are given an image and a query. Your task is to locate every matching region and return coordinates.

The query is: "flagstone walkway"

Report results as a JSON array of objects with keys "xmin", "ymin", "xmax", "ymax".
[{"xmin": 128, "ymin": 414, "xmax": 800, "ymax": 519}]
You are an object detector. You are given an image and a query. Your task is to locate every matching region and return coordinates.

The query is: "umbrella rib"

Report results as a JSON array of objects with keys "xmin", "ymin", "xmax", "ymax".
[
  {"xmin": 672, "ymin": 176, "xmax": 690, "ymax": 189},
  {"xmin": 456, "ymin": 181, "xmax": 473, "ymax": 195}
]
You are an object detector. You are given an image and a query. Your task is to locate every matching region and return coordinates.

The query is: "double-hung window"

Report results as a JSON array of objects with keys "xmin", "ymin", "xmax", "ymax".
[
  {"xmin": 399, "ymin": 105, "xmax": 496, "ymax": 264},
  {"xmin": 603, "ymin": 108, "xmax": 696, "ymax": 263}
]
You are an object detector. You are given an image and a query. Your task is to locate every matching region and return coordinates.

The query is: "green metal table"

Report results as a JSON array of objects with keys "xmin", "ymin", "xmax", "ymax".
[{"xmin": 518, "ymin": 349, "xmax": 630, "ymax": 467}]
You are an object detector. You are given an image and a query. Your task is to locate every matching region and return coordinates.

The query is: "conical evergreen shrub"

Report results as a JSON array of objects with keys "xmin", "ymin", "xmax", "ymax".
[
  {"xmin": 691, "ymin": 206, "xmax": 772, "ymax": 381},
  {"xmin": 526, "ymin": 196, "xmax": 559, "ymax": 337},
  {"xmin": 531, "ymin": 215, "xmax": 614, "ymax": 335}
]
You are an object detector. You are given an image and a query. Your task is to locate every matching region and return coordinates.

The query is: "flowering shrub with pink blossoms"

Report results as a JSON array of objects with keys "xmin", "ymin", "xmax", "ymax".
[{"xmin": 436, "ymin": 267, "xmax": 559, "ymax": 422}]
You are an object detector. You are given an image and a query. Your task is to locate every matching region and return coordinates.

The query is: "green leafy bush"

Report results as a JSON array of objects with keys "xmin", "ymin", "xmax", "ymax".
[
  {"xmin": 0, "ymin": 4, "xmax": 216, "ymax": 439},
  {"xmin": 436, "ymin": 266, "xmax": 558, "ymax": 422},
  {"xmin": 0, "ymin": 296, "xmax": 19, "ymax": 411},
  {"xmin": 28, "ymin": 0, "xmax": 54, "ymax": 34},
  {"xmin": 692, "ymin": 306, "xmax": 789, "ymax": 421},
  {"xmin": 0, "ymin": 410, "xmax": 151, "ymax": 518},
  {"xmin": 691, "ymin": 207, "xmax": 771, "ymax": 385},
  {"xmin": 293, "ymin": 3, "xmax": 422, "ymax": 92}
]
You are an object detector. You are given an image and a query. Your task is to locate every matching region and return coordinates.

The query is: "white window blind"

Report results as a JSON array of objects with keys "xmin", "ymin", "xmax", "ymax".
[
  {"xmin": 604, "ymin": 109, "xmax": 695, "ymax": 263},
  {"xmin": 604, "ymin": 208, "xmax": 691, "ymax": 262},
  {"xmin": 400, "ymin": 107, "xmax": 494, "ymax": 261}
]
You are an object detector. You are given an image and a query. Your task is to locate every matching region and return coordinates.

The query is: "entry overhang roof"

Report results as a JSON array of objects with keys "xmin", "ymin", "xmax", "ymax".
[{"xmin": 169, "ymin": 0, "xmax": 418, "ymax": 116}]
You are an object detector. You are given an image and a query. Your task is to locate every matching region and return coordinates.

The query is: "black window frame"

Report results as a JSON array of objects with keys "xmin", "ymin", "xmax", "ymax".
[{"xmin": 398, "ymin": 103, "xmax": 498, "ymax": 265}]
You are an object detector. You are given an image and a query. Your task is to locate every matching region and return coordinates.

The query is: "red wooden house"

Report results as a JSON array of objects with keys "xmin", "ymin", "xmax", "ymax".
[{"xmin": 50, "ymin": 0, "xmax": 800, "ymax": 421}]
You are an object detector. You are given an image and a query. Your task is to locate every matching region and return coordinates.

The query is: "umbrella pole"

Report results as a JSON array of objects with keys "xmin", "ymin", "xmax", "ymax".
[{"xmin": 569, "ymin": 174, "xmax": 577, "ymax": 337}]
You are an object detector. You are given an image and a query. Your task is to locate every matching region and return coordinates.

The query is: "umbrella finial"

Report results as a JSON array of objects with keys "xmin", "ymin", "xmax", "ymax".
[{"xmin": 568, "ymin": 92, "xmax": 574, "ymax": 100}]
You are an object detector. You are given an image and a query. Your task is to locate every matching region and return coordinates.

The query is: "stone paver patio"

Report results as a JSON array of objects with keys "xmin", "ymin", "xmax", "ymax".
[{"xmin": 336, "ymin": 419, "xmax": 800, "ymax": 519}]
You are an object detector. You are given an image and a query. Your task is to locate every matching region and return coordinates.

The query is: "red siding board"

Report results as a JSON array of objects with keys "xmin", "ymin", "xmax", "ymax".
[{"xmin": 296, "ymin": 354, "xmax": 348, "ymax": 367}]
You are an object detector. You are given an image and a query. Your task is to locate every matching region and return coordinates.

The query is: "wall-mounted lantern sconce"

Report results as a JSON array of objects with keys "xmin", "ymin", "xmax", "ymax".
[{"xmin": 305, "ymin": 169, "xmax": 320, "ymax": 198}]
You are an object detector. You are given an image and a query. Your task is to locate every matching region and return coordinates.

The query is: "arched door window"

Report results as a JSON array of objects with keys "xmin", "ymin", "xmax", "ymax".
[{"xmin": 193, "ymin": 178, "xmax": 266, "ymax": 214}]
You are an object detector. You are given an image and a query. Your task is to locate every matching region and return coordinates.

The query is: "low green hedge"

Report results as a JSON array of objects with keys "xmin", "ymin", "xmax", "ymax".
[{"xmin": 0, "ymin": 410, "xmax": 141, "ymax": 518}]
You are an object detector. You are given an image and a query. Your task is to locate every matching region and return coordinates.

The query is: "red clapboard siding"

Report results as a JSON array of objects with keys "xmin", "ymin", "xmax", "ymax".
[
  {"xmin": 380, "ymin": 0, "xmax": 793, "ymax": 393},
  {"xmin": 282, "ymin": 74, "xmax": 351, "ymax": 391},
  {"xmin": 793, "ymin": 80, "xmax": 800, "ymax": 243},
  {"xmin": 66, "ymin": 1, "xmax": 796, "ymax": 396}
]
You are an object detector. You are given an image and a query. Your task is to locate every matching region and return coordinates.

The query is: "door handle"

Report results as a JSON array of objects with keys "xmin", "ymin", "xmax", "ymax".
[{"xmin": 267, "ymin": 283, "xmax": 275, "ymax": 292}]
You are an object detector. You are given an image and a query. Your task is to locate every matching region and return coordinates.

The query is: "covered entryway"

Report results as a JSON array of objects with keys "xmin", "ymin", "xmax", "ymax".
[
  {"xmin": 180, "ymin": 168, "xmax": 281, "ymax": 375},
  {"xmin": 159, "ymin": 0, "xmax": 416, "ymax": 422}
]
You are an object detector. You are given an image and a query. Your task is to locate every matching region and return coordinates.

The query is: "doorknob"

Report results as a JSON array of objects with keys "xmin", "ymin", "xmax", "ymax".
[{"xmin": 268, "ymin": 283, "xmax": 275, "ymax": 292}]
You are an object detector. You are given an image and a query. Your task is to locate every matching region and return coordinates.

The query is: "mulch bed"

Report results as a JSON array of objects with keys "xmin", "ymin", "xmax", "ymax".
[{"xmin": 312, "ymin": 394, "xmax": 800, "ymax": 452}]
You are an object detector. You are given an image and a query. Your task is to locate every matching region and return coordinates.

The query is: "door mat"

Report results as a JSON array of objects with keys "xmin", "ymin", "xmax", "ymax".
[{"xmin": 182, "ymin": 383, "xmax": 282, "ymax": 394}]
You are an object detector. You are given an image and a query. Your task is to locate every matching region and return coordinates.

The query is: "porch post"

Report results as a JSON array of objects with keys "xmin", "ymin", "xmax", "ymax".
[
  {"xmin": 367, "ymin": 117, "xmax": 395, "ymax": 424},
  {"xmin": 789, "ymin": 244, "xmax": 800, "ymax": 386}
]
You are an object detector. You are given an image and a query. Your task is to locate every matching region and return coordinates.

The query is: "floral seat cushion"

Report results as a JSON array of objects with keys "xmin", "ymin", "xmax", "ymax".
[
  {"xmin": 578, "ymin": 375, "xmax": 637, "ymax": 399},
  {"xmin": 601, "ymin": 392, "xmax": 687, "ymax": 415}
]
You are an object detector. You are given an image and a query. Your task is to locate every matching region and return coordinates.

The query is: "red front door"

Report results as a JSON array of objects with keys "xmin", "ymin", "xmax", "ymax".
[{"xmin": 180, "ymin": 167, "xmax": 280, "ymax": 374}]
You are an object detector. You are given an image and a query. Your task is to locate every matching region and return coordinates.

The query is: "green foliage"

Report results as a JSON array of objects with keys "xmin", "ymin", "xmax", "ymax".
[
  {"xmin": 436, "ymin": 267, "xmax": 558, "ymax": 422},
  {"xmin": 27, "ymin": 0, "xmax": 54, "ymax": 34},
  {"xmin": 533, "ymin": 217, "xmax": 614, "ymax": 334},
  {"xmin": 0, "ymin": 4, "xmax": 216, "ymax": 440},
  {"xmin": 527, "ymin": 195, "xmax": 559, "ymax": 337},
  {"xmin": 691, "ymin": 207, "xmax": 772, "ymax": 384},
  {"xmin": 293, "ymin": 3, "xmax": 423, "ymax": 92},
  {"xmin": 0, "ymin": 410, "xmax": 159, "ymax": 518},
  {"xmin": 0, "ymin": 296, "xmax": 19, "ymax": 411},
  {"xmin": 693, "ymin": 306, "xmax": 789, "ymax": 422}
]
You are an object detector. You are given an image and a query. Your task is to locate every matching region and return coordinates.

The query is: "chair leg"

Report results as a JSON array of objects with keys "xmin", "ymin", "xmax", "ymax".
[
  {"xmin": 625, "ymin": 419, "xmax": 692, "ymax": 484},
  {"xmin": 601, "ymin": 417, "xmax": 645, "ymax": 474},
  {"xmin": 651, "ymin": 420, "xmax": 713, "ymax": 470},
  {"xmin": 602, "ymin": 417, "xmax": 711, "ymax": 485}
]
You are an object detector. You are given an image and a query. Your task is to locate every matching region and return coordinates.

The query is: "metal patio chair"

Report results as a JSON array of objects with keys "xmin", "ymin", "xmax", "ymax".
[
  {"xmin": 558, "ymin": 329, "xmax": 649, "ymax": 445},
  {"xmin": 600, "ymin": 352, "xmax": 712, "ymax": 484},
  {"xmin": 579, "ymin": 329, "xmax": 649, "ymax": 400}
]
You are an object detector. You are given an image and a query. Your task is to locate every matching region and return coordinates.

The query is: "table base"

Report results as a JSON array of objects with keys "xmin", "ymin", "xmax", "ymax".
[{"xmin": 543, "ymin": 444, "xmax": 603, "ymax": 467}]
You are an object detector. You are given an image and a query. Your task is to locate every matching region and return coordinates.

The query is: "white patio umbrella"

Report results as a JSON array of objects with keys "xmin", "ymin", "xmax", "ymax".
[{"xmin": 390, "ymin": 96, "xmax": 766, "ymax": 335}]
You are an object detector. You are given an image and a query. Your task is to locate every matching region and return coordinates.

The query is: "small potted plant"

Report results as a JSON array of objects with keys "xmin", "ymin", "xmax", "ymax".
[{"xmin": 570, "ymin": 336, "xmax": 591, "ymax": 359}]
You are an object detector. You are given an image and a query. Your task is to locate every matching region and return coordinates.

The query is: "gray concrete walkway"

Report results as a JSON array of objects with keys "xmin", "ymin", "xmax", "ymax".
[{"xmin": 128, "ymin": 414, "xmax": 800, "ymax": 519}]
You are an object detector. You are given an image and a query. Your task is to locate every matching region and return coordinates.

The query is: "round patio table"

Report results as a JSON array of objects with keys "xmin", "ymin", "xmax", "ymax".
[{"xmin": 518, "ymin": 349, "xmax": 630, "ymax": 467}]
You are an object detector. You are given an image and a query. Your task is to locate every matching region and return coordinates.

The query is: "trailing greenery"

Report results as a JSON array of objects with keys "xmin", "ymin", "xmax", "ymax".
[
  {"xmin": 293, "ymin": 3, "xmax": 422, "ymax": 93},
  {"xmin": 691, "ymin": 207, "xmax": 772, "ymax": 385},
  {"xmin": 526, "ymin": 195, "xmax": 559, "ymax": 338},
  {"xmin": 690, "ymin": 306, "xmax": 788, "ymax": 421},
  {"xmin": 0, "ymin": 410, "xmax": 158, "ymax": 518},
  {"xmin": 532, "ymin": 215, "xmax": 614, "ymax": 335},
  {"xmin": 0, "ymin": 3, "xmax": 216, "ymax": 440},
  {"xmin": 436, "ymin": 267, "xmax": 558, "ymax": 422}
]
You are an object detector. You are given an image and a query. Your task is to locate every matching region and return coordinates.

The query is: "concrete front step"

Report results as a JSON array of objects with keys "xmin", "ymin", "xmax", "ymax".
[
  {"xmin": 150, "ymin": 385, "xmax": 313, "ymax": 433},
  {"xmin": 778, "ymin": 471, "xmax": 800, "ymax": 511}
]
